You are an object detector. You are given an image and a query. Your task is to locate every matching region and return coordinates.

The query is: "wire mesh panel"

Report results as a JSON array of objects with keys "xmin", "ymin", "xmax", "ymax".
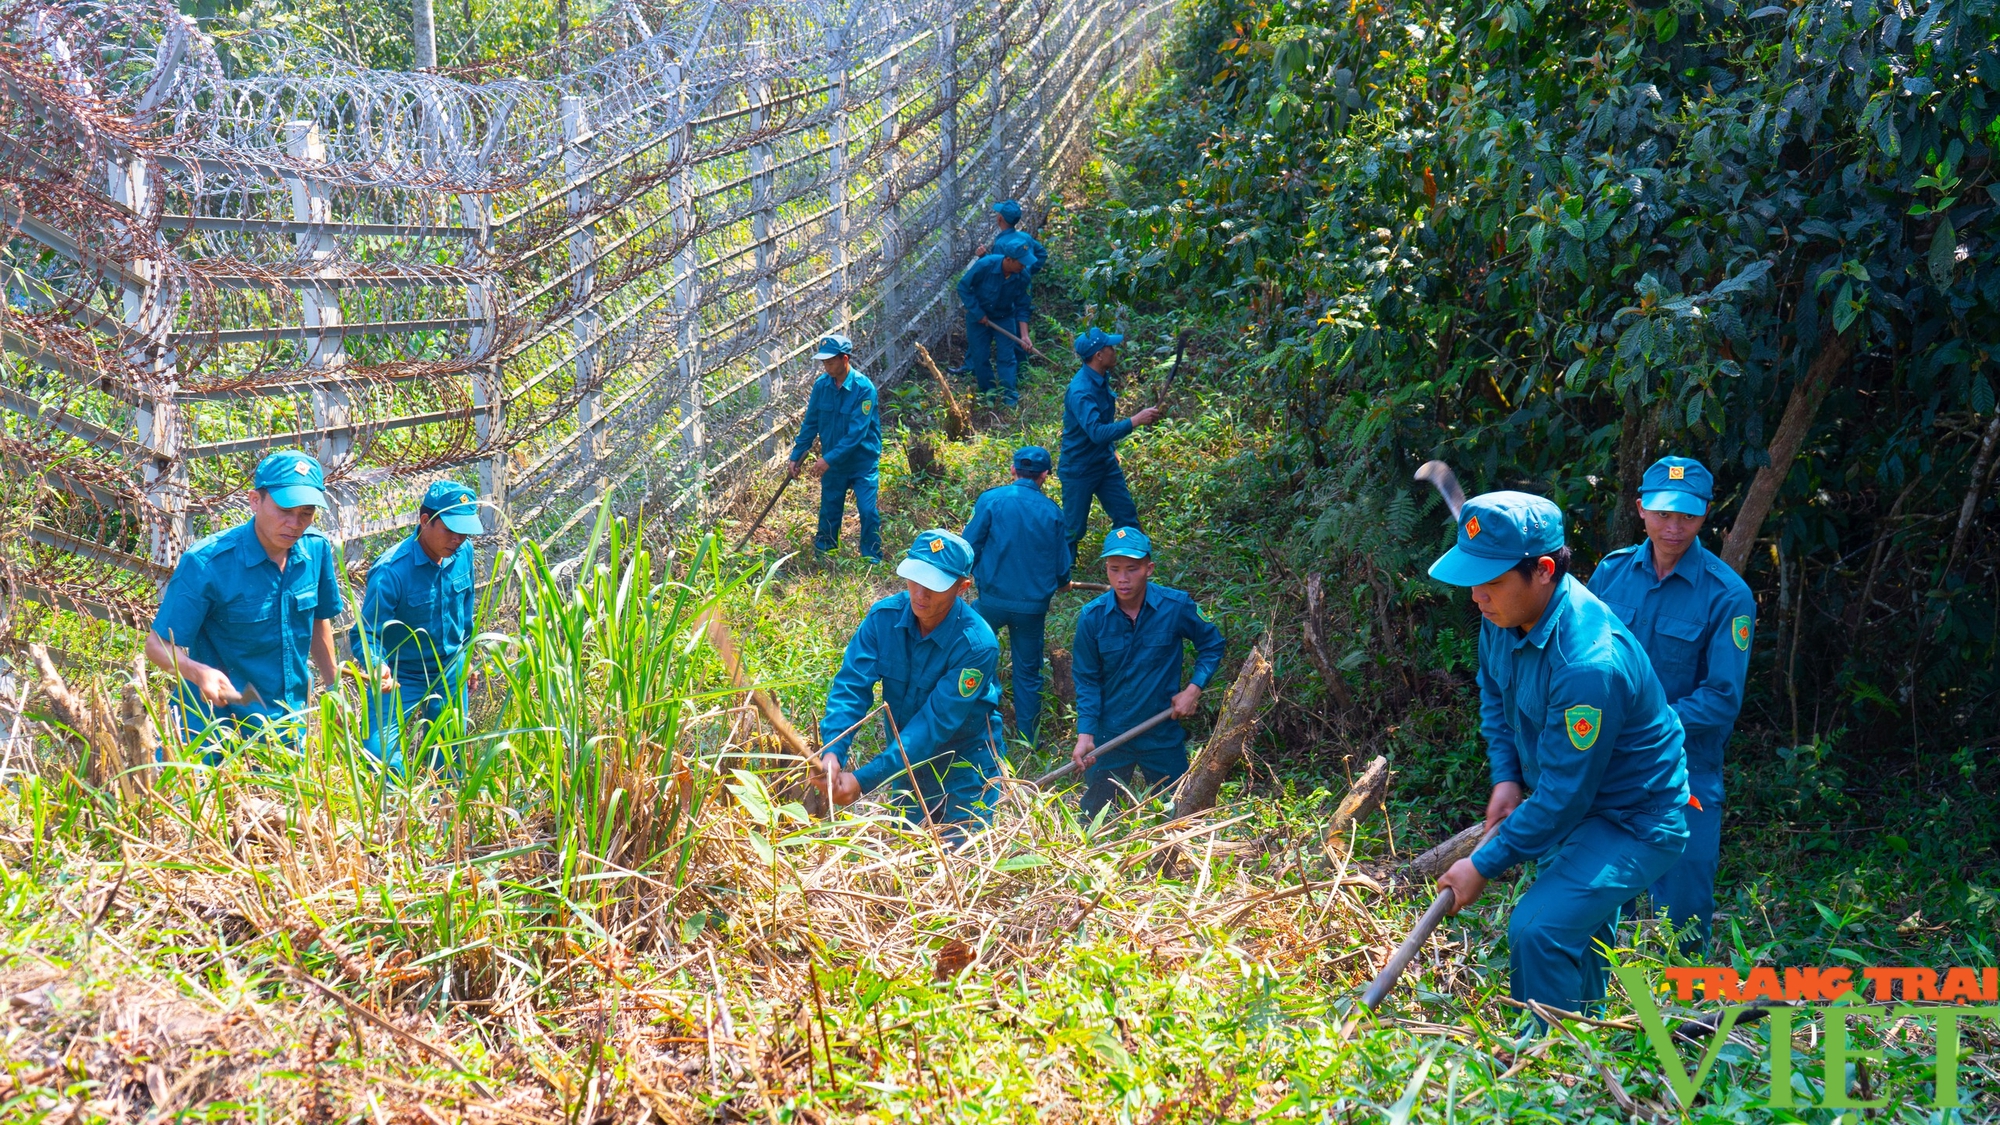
[{"xmin": 0, "ymin": 0, "xmax": 1166, "ymax": 627}]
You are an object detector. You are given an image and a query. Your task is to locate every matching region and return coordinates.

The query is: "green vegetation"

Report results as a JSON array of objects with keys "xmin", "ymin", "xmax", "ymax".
[{"xmin": 7, "ymin": 0, "xmax": 2000, "ymax": 1119}]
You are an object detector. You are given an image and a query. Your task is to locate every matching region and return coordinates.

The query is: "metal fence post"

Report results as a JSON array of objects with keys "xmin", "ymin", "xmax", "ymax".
[
  {"xmin": 939, "ymin": 12, "xmax": 960, "ymax": 279},
  {"xmin": 671, "ymin": 73, "xmax": 705, "ymax": 518},
  {"xmin": 828, "ymin": 28, "xmax": 851, "ymax": 334},
  {"xmin": 752, "ymin": 40, "xmax": 778, "ymax": 461},
  {"xmin": 460, "ymin": 190, "xmax": 503, "ymax": 517},
  {"xmin": 560, "ymin": 95, "xmax": 605, "ymax": 504},
  {"xmin": 284, "ymin": 121, "xmax": 353, "ymax": 541},
  {"xmin": 109, "ymin": 152, "xmax": 185, "ymax": 566},
  {"xmin": 987, "ymin": 11, "xmax": 1006, "ymax": 205},
  {"xmin": 879, "ymin": 16, "xmax": 904, "ymax": 380}
]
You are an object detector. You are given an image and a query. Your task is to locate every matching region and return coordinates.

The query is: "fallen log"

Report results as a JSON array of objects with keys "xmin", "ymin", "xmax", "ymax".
[
  {"xmin": 1322, "ymin": 754, "xmax": 1389, "ymax": 856},
  {"xmin": 1401, "ymin": 822, "xmax": 1485, "ymax": 881},
  {"xmin": 1170, "ymin": 628, "xmax": 1274, "ymax": 819}
]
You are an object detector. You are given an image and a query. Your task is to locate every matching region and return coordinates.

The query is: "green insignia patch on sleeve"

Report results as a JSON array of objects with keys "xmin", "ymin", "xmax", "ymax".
[
  {"xmin": 1732, "ymin": 615, "xmax": 1752, "ymax": 651},
  {"xmin": 957, "ymin": 668, "xmax": 983, "ymax": 697},
  {"xmin": 861, "ymin": 399, "xmax": 873, "ymax": 414},
  {"xmin": 1195, "ymin": 604, "xmax": 1213, "ymax": 623},
  {"xmin": 1565, "ymin": 705, "xmax": 1603, "ymax": 751}
]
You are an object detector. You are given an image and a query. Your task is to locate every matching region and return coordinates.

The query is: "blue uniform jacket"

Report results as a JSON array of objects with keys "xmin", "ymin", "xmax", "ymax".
[
  {"xmin": 1072, "ymin": 584, "xmax": 1226, "ymax": 754},
  {"xmin": 350, "ymin": 531, "xmax": 478, "ymax": 685},
  {"xmin": 821, "ymin": 592, "xmax": 1003, "ymax": 793},
  {"xmin": 1471, "ymin": 575, "xmax": 1691, "ymax": 879},
  {"xmin": 956, "ymin": 254, "xmax": 1034, "ymax": 326},
  {"xmin": 789, "ymin": 369, "xmax": 881, "ymax": 474},
  {"xmin": 1587, "ymin": 538, "xmax": 1754, "ymax": 806},
  {"xmin": 1011, "ymin": 231, "xmax": 1049, "ymax": 276},
  {"xmin": 964, "ymin": 478, "xmax": 1071, "ymax": 615},
  {"xmin": 1059, "ymin": 366, "xmax": 1134, "ymax": 481},
  {"xmin": 151, "ymin": 520, "xmax": 343, "ymax": 725}
]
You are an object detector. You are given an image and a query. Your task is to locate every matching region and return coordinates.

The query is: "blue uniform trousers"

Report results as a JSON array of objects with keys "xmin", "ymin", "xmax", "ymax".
[
  {"xmin": 1509, "ymin": 812, "xmax": 1686, "ymax": 1014},
  {"xmin": 965, "ymin": 318, "xmax": 1021, "ymax": 405},
  {"xmin": 1648, "ymin": 789, "xmax": 1721, "ymax": 952},
  {"xmin": 878, "ymin": 735, "xmax": 1004, "ymax": 831},
  {"xmin": 1059, "ymin": 468, "xmax": 1140, "ymax": 561},
  {"xmin": 816, "ymin": 467, "xmax": 882, "ymax": 561},
  {"xmin": 362, "ymin": 665, "xmax": 465, "ymax": 775},
  {"xmin": 1079, "ymin": 745, "xmax": 1187, "ymax": 819},
  {"xmin": 973, "ymin": 602, "xmax": 1047, "ymax": 745}
]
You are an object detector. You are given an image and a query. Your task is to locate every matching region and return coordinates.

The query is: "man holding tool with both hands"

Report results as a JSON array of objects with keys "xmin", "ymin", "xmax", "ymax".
[
  {"xmin": 1069, "ymin": 527, "xmax": 1224, "ymax": 819},
  {"xmin": 1424, "ymin": 489, "xmax": 1691, "ymax": 1018},
  {"xmin": 811, "ymin": 530, "xmax": 1005, "ymax": 834},
  {"xmin": 788, "ymin": 333, "xmax": 883, "ymax": 563}
]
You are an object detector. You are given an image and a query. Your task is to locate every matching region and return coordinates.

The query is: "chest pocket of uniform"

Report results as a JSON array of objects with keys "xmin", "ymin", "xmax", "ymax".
[
  {"xmin": 1652, "ymin": 614, "xmax": 1705, "ymax": 680},
  {"xmin": 1602, "ymin": 598, "xmax": 1640, "ymax": 630},
  {"xmin": 404, "ymin": 575, "xmax": 437, "ymax": 610},
  {"xmin": 293, "ymin": 588, "xmax": 319, "ymax": 615},
  {"xmin": 218, "ymin": 591, "xmax": 280, "ymax": 659}
]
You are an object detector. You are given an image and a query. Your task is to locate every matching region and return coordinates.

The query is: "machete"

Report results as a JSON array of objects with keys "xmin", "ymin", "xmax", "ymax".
[
  {"xmin": 731, "ymin": 471, "xmax": 795, "ymax": 554},
  {"xmin": 1157, "ymin": 329, "xmax": 1191, "ymax": 406}
]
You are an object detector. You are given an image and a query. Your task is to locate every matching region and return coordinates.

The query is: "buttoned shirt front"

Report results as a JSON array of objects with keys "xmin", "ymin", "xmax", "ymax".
[
  {"xmin": 151, "ymin": 519, "xmax": 343, "ymax": 727},
  {"xmin": 1587, "ymin": 538, "xmax": 1754, "ymax": 805},
  {"xmin": 821, "ymin": 592, "xmax": 1002, "ymax": 792},
  {"xmin": 1059, "ymin": 366, "xmax": 1134, "ymax": 480},
  {"xmin": 1072, "ymin": 584, "xmax": 1226, "ymax": 754},
  {"xmin": 1470, "ymin": 575, "xmax": 1691, "ymax": 878},
  {"xmin": 964, "ymin": 478, "xmax": 1071, "ymax": 615},
  {"xmin": 789, "ymin": 370, "xmax": 882, "ymax": 474},
  {"xmin": 351, "ymin": 530, "xmax": 477, "ymax": 685}
]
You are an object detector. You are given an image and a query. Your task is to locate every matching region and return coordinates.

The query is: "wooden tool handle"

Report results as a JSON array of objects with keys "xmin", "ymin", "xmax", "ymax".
[
  {"xmin": 1361, "ymin": 888, "xmax": 1456, "ymax": 1010},
  {"xmin": 1029, "ymin": 706, "xmax": 1175, "ymax": 787}
]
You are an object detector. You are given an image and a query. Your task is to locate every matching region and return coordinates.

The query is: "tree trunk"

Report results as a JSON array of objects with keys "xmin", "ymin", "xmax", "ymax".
[
  {"xmin": 1170, "ymin": 630, "xmax": 1274, "ymax": 819},
  {"xmin": 1611, "ymin": 396, "xmax": 1660, "ymax": 549},
  {"xmin": 1941, "ymin": 409, "xmax": 2000, "ymax": 582},
  {"xmin": 1322, "ymin": 754, "xmax": 1388, "ymax": 856},
  {"xmin": 1720, "ymin": 328, "xmax": 1855, "ymax": 574},
  {"xmin": 1301, "ymin": 573, "xmax": 1353, "ymax": 711}
]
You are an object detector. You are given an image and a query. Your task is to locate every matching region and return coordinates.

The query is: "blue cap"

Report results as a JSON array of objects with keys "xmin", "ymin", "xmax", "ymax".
[
  {"xmin": 993, "ymin": 231, "xmax": 1033, "ymax": 263},
  {"xmin": 814, "ymin": 333, "xmax": 853, "ymax": 360},
  {"xmin": 992, "ymin": 199, "xmax": 1023, "ymax": 224},
  {"xmin": 1012, "ymin": 445, "xmax": 1052, "ymax": 474},
  {"xmin": 1640, "ymin": 456, "xmax": 1713, "ymax": 516},
  {"xmin": 252, "ymin": 450, "xmax": 328, "ymax": 509},
  {"xmin": 1099, "ymin": 526, "xmax": 1151, "ymax": 559},
  {"xmin": 1427, "ymin": 491, "xmax": 1565, "ymax": 586},
  {"xmin": 896, "ymin": 529, "xmax": 975, "ymax": 592},
  {"xmin": 1074, "ymin": 326, "xmax": 1124, "ymax": 362},
  {"xmin": 421, "ymin": 479, "xmax": 486, "ymax": 535}
]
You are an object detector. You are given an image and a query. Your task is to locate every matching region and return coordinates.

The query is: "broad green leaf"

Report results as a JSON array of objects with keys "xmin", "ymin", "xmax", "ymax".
[{"xmin": 1928, "ymin": 217, "xmax": 1957, "ymax": 290}]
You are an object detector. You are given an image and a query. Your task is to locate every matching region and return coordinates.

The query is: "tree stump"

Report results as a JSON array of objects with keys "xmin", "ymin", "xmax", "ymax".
[{"xmin": 1170, "ymin": 629, "xmax": 1275, "ymax": 819}]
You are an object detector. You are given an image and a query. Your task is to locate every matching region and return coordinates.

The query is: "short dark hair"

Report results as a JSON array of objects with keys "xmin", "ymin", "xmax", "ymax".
[
  {"xmin": 418, "ymin": 506, "xmax": 438, "ymax": 522},
  {"xmin": 1511, "ymin": 546, "xmax": 1573, "ymax": 583}
]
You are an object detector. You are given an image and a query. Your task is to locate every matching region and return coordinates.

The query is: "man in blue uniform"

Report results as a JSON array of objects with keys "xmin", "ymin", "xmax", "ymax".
[
  {"xmin": 1588, "ymin": 456, "xmax": 1754, "ymax": 952},
  {"xmin": 987, "ymin": 199, "xmax": 1048, "ymax": 275},
  {"xmin": 955, "ymin": 233, "xmax": 1036, "ymax": 406},
  {"xmin": 146, "ymin": 449, "xmax": 344, "ymax": 747},
  {"xmin": 814, "ymin": 530, "xmax": 1005, "ymax": 831},
  {"xmin": 789, "ymin": 332, "xmax": 883, "ymax": 562},
  {"xmin": 1429, "ymin": 492, "xmax": 1691, "ymax": 1016},
  {"xmin": 1059, "ymin": 328, "xmax": 1162, "ymax": 561},
  {"xmin": 351, "ymin": 480, "xmax": 489, "ymax": 774},
  {"xmin": 963, "ymin": 446, "xmax": 1072, "ymax": 747},
  {"xmin": 1069, "ymin": 528, "xmax": 1225, "ymax": 818}
]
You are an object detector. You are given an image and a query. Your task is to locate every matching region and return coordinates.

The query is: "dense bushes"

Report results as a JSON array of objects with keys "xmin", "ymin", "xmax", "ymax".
[{"xmin": 1089, "ymin": 0, "xmax": 2000, "ymax": 754}]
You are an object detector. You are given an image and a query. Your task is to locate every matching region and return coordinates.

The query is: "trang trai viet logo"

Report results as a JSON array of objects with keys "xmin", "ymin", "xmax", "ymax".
[{"xmin": 1613, "ymin": 963, "xmax": 2000, "ymax": 1111}]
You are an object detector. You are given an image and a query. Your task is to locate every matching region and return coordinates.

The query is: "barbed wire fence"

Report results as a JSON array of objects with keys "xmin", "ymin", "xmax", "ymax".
[{"xmin": 0, "ymin": 0, "xmax": 1168, "ymax": 638}]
